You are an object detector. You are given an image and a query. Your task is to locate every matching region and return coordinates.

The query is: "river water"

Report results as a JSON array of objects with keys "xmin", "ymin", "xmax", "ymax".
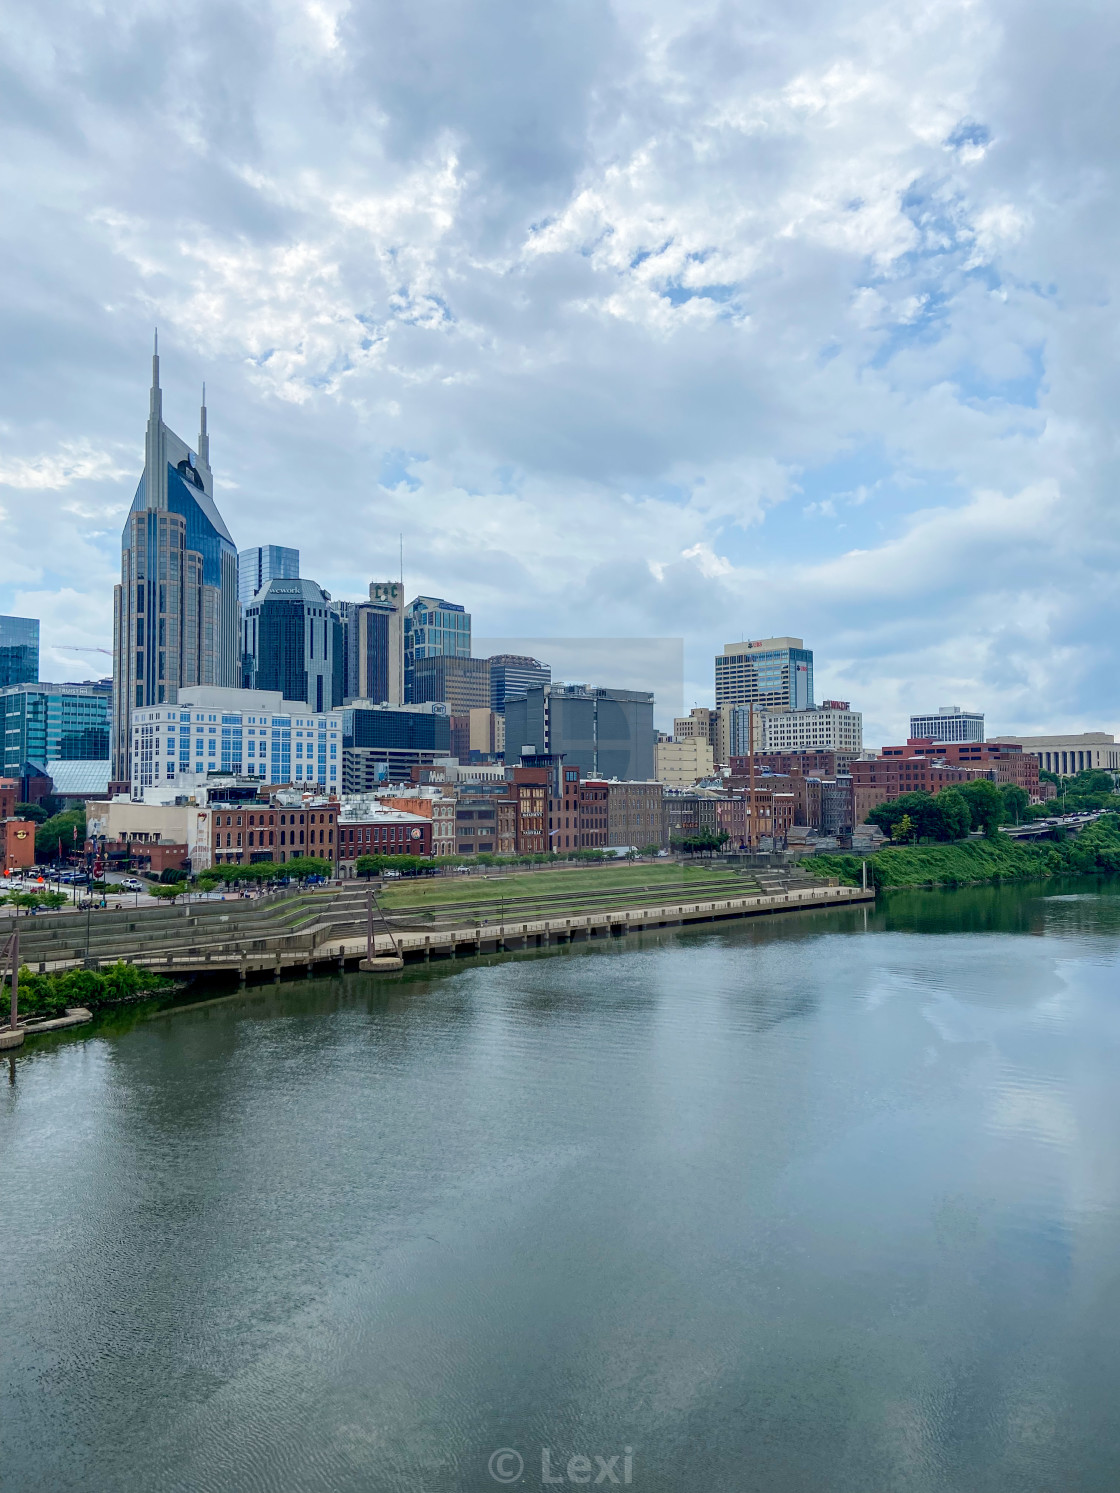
[{"xmin": 4, "ymin": 880, "xmax": 1120, "ymax": 1493}]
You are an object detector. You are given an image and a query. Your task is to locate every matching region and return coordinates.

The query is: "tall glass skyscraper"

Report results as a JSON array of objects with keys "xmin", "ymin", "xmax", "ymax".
[
  {"xmin": 111, "ymin": 340, "xmax": 239, "ymax": 783},
  {"xmin": 238, "ymin": 545, "xmax": 300, "ymax": 607},
  {"xmin": 0, "ymin": 615, "xmax": 39, "ymax": 688},
  {"xmin": 404, "ymin": 596, "xmax": 470, "ymax": 702}
]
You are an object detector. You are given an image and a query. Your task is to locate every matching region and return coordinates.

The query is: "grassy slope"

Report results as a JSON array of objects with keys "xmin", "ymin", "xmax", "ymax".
[
  {"xmin": 378, "ymin": 862, "xmax": 749, "ymax": 911},
  {"xmin": 805, "ymin": 815, "xmax": 1120, "ymax": 888}
]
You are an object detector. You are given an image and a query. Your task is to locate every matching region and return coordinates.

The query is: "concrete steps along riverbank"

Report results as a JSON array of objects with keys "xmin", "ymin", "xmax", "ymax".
[{"xmin": 2, "ymin": 876, "xmax": 873, "ymax": 984}]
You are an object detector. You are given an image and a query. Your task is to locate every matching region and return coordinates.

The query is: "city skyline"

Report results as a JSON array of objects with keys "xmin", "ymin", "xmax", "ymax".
[{"xmin": 3, "ymin": 3, "xmax": 1120, "ymax": 746}]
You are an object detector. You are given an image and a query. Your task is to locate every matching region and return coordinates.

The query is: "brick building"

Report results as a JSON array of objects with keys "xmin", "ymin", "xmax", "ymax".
[
  {"xmin": 192, "ymin": 798, "xmax": 339, "ymax": 871},
  {"xmin": 603, "ymin": 779, "xmax": 666, "ymax": 849},
  {"xmin": 338, "ymin": 808, "xmax": 431, "ymax": 870},
  {"xmin": 879, "ymin": 738, "xmax": 1040, "ymax": 796},
  {"xmin": 850, "ymin": 758, "xmax": 987, "ymax": 826},
  {"xmin": 383, "ymin": 792, "xmax": 457, "ymax": 857}
]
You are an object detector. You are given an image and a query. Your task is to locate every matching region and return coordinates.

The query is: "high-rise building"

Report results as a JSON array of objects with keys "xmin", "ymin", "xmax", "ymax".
[
  {"xmin": 0, "ymin": 681, "xmax": 111, "ymax": 773},
  {"xmin": 340, "ymin": 703, "xmax": 452, "ymax": 789},
  {"xmin": 238, "ymin": 545, "xmax": 299, "ymax": 607},
  {"xmin": 112, "ymin": 341, "xmax": 239, "ymax": 783},
  {"xmin": 411, "ymin": 655, "xmax": 491, "ymax": 713},
  {"xmin": 404, "ymin": 596, "xmax": 470, "ymax": 701},
  {"xmin": 505, "ymin": 683, "xmax": 655, "ymax": 781},
  {"xmin": 488, "ymin": 654, "xmax": 551, "ymax": 713},
  {"xmin": 0, "ymin": 616, "xmax": 39, "ymax": 687},
  {"xmin": 241, "ymin": 577, "xmax": 343, "ymax": 713},
  {"xmin": 336, "ymin": 581, "xmax": 404, "ymax": 704},
  {"xmin": 715, "ymin": 637, "xmax": 813, "ymax": 712},
  {"xmin": 909, "ymin": 706, "xmax": 984, "ymax": 744}
]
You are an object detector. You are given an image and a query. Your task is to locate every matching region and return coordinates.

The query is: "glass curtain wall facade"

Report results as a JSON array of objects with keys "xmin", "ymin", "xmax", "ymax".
[
  {"xmin": 237, "ymin": 545, "xmax": 299, "ymax": 607},
  {"xmin": 0, "ymin": 683, "xmax": 111, "ymax": 772},
  {"xmin": 242, "ymin": 577, "xmax": 343, "ymax": 712},
  {"xmin": 0, "ymin": 616, "xmax": 39, "ymax": 688},
  {"xmin": 715, "ymin": 638, "xmax": 814, "ymax": 713},
  {"xmin": 404, "ymin": 596, "xmax": 470, "ymax": 702},
  {"xmin": 112, "ymin": 343, "xmax": 239, "ymax": 782}
]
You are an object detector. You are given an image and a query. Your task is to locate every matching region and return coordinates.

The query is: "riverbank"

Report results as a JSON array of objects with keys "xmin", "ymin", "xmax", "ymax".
[{"xmin": 805, "ymin": 811, "xmax": 1120, "ymax": 888}]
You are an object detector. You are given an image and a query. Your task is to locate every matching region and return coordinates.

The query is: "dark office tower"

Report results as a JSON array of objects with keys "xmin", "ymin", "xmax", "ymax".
[
  {"xmin": 242, "ymin": 576, "xmax": 343, "ymax": 711},
  {"xmin": 111, "ymin": 341, "xmax": 238, "ymax": 782},
  {"xmin": 505, "ymin": 683, "xmax": 655, "ymax": 781},
  {"xmin": 238, "ymin": 545, "xmax": 299, "ymax": 607},
  {"xmin": 488, "ymin": 654, "xmax": 550, "ymax": 713},
  {"xmin": 0, "ymin": 616, "xmax": 39, "ymax": 687}
]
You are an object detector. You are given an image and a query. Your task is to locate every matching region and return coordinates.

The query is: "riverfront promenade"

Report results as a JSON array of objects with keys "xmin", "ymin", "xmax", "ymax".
[{"xmin": 3, "ymin": 867, "xmax": 874, "ymax": 985}]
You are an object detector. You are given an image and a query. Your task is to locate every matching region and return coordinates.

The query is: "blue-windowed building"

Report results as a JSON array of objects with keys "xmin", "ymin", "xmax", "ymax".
[
  {"xmin": 238, "ymin": 544, "xmax": 299, "ymax": 607},
  {"xmin": 241, "ymin": 576, "xmax": 343, "ymax": 713},
  {"xmin": 112, "ymin": 341, "xmax": 239, "ymax": 783},
  {"xmin": 0, "ymin": 615, "xmax": 39, "ymax": 688},
  {"xmin": 0, "ymin": 681, "xmax": 111, "ymax": 774},
  {"xmin": 404, "ymin": 596, "xmax": 470, "ymax": 702}
]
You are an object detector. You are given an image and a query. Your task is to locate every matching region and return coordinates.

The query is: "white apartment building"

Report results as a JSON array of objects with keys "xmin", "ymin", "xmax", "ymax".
[
  {"xmin": 655, "ymin": 737, "xmax": 715, "ymax": 788},
  {"xmin": 130, "ymin": 685, "xmax": 342, "ymax": 797}
]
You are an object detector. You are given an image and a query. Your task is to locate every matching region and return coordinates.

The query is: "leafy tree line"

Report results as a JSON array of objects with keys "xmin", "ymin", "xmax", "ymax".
[{"xmin": 867, "ymin": 780, "xmax": 1030, "ymax": 843}]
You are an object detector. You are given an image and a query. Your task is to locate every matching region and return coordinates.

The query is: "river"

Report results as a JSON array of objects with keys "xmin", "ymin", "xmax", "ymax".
[{"xmin": 3, "ymin": 879, "xmax": 1120, "ymax": 1492}]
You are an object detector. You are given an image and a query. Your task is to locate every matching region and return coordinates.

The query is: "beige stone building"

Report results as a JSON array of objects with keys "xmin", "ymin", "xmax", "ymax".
[{"xmin": 655, "ymin": 737, "xmax": 715, "ymax": 788}]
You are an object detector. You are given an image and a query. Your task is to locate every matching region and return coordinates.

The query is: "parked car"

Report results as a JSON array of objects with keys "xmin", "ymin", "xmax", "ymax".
[{"xmin": 120, "ymin": 878, "xmax": 144, "ymax": 891}]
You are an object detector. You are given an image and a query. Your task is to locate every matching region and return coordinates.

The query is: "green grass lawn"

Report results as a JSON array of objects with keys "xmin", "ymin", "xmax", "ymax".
[{"xmin": 378, "ymin": 861, "xmax": 751, "ymax": 911}]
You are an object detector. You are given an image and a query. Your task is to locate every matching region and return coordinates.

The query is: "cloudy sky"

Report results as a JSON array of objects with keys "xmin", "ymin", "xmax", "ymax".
[{"xmin": 1, "ymin": 0, "xmax": 1117, "ymax": 742}]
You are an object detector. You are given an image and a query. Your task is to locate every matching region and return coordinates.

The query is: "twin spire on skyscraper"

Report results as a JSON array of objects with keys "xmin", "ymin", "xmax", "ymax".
[{"xmin": 150, "ymin": 328, "xmax": 209, "ymax": 466}]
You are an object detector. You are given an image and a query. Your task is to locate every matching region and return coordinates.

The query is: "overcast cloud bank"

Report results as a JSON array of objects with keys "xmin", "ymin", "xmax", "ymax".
[{"xmin": 1, "ymin": 0, "xmax": 1117, "ymax": 742}]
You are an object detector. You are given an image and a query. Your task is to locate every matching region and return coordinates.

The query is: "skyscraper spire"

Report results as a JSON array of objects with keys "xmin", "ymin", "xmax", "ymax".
[
  {"xmin": 150, "ymin": 329, "xmax": 162, "ymax": 422},
  {"xmin": 198, "ymin": 381, "xmax": 209, "ymax": 467}
]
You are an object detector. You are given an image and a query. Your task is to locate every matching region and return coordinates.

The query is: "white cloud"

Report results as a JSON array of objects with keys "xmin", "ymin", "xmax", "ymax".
[{"xmin": 1, "ymin": 0, "xmax": 1119, "ymax": 743}]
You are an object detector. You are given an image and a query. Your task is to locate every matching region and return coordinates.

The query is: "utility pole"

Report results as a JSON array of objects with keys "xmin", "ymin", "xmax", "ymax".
[{"xmin": 747, "ymin": 700, "xmax": 758, "ymax": 855}]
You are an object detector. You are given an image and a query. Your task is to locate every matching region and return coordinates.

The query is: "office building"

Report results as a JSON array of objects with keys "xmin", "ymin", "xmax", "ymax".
[
  {"xmin": 715, "ymin": 637, "xmax": 813, "ymax": 712},
  {"xmin": 238, "ymin": 545, "xmax": 299, "ymax": 607},
  {"xmin": 341, "ymin": 704, "xmax": 452, "ymax": 789},
  {"xmin": 758, "ymin": 702, "xmax": 862, "ymax": 754},
  {"xmin": 994, "ymin": 732, "xmax": 1120, "ymax": 777},
  {"xmin": 112, "ymin": 342, "xmax": 239, "ymax": 783},
  {"xmin": 655, "ymin": 737, "xmax": 714, "ymax": 787},
  {"xmin": 336, "ymin": 582, "xmax": 404, "ymax": 705},
  {"xmin": 909, "ymin": 706, "xmax": 984, "ymax": 744},
  {"xmin": 488, "ymin": 654, "xmax": 551, "ymax": 713},
  {"xmin": 505, "ymin": 683, "xmax": 656, "ymax": 782},
  {"xmin": 241, "ymin": 576, "xmax": 343, "ymax": 712},
  {"xmin": 411, "ymin": 654, "xmax": 491, "ymax": 713},
  {"xmin": 0, "ymin": 615, "xmax": 39, "ymax": 687},
  {"xmin": 0, "ymin": 680, "xmax": 111, "ymax": 773},
  {"xmin": 673, "ymin": 707, "xmax": 718, "ymax": 748},
  {"xmin": 404, "ymin": 596, "xmax": 470, "ymax": 701},
  {"xmin": 129, "ymin": 685, "xmax": 342, "ymax": 797}
]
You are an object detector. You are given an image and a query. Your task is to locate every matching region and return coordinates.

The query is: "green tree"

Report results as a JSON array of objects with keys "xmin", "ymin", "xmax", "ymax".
[
  {"xmin": 936, "ymin": 788, "xmax": 973, "ymax": 841},
  {"xmin": 999, "ymin": 784, "xmax": 1030, "ymax": 824},
  {"xmin": 14, "ymin": 801, "xmax": 48, "ymax": 823},
  {"xmin": 151, "ymin": 883, "xmax": 186, "ymax": 902},
  {"xmin": 891, "ymin": 813, "xmax": 915, "ymax": 844},
  {"xmin": 958, "ymin": 778, "xmax": 1004, "ymax": 837},
  {"xmin": 34, "ymin": 807, "xmax": 86, "ymax": 863}
]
